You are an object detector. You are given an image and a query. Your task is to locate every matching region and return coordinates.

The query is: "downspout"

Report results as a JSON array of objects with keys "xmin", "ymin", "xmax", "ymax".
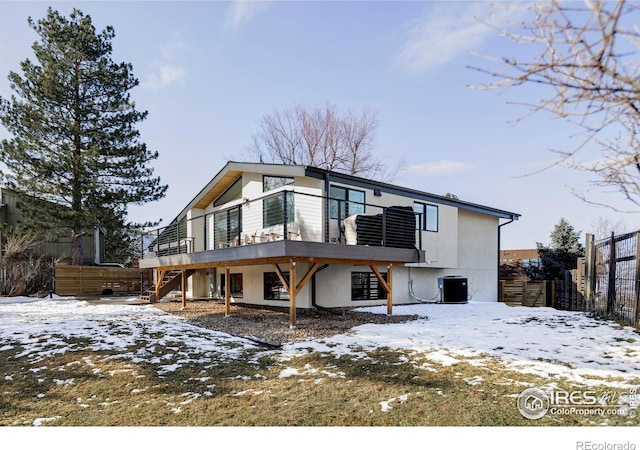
[
  {"xmin": 498, "ymin": 216, "xmax": 516, "ymax": 300},
  {"xmin": 311, "ymin": 264, "xmax": 344, "ymax": 316}
]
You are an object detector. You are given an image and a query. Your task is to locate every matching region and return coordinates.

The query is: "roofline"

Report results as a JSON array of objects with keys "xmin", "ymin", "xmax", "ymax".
[
  {"xmin": 168, "ymin": 161, "xmax": 520, "ymax": 226},
  {"xmin": 304, "ymin": 166, "xmax": 520, "ymax": 220},
  {"xmin": 170, "ymin": 161, "xmax": 307, "ymax": 224}
]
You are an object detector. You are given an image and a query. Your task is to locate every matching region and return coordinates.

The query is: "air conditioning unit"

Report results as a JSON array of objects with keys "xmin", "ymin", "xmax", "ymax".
[{"xmin": 438, "ymin": 276, "xmax": 468, "ymax": 304}]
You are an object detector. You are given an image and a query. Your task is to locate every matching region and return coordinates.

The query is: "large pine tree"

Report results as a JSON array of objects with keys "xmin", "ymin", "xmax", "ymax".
[{"xmin": 0, "ymin": 8, "xmax": 167, "ymax": 265}]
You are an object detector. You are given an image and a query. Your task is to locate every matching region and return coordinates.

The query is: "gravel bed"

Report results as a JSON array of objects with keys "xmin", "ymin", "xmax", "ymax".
[{"xmin": 153, "ymin": 299, "xmax": 418, "ymax": 347}]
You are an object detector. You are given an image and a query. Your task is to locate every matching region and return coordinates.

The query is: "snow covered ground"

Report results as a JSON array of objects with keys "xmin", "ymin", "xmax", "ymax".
[
  {"xmin": 288, "ymin": 302, "xmax": 640, "ymax": 388},
  {"xmin": 1, "ymin": 295, "xmax": 639, "ymax": 446},
  {"xmin": 1, "ymin": 295, "xmax": 638, "ymax": 388}
]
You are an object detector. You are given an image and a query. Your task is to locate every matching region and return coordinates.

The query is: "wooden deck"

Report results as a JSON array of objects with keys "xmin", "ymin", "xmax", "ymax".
[
  {"xmin": 138, "ymin": 240, "xmax": 425, "ymax": 328},
  {"xmin": 138, "ymin": 239, "xmax": 425, "ymax": 271}
]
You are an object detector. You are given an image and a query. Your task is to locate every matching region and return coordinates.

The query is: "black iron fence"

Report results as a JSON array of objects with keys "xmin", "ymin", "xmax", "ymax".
[
  {"xmin": 588, "ymin": 231, "xmax": 640, "ymax": 326},
  {"xmin": 552, "ymin": 231, "xmax": 640, "ymax": 327}
]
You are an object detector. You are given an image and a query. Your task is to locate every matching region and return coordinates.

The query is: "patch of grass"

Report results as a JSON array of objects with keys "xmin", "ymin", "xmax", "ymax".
[{"xmin": 2, "ymin": 344, "xmax": 638, "ymax": 427}]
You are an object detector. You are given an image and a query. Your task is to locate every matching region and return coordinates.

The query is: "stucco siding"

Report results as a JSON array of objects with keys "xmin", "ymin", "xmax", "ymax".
[{"xmin": 455, "ymin": 209, "xmax": 499, "ymax": 302}]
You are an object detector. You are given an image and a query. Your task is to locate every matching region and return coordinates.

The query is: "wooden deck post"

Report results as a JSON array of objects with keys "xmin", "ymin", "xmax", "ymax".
[
  {"xmin": 225, "ymin": 265, "xmax": 231, "ymax": 317},
  {"xmin": 181, "ymin": 270, "xmax": 187, "ymax": 309},
  {"xmin": 387, "ymin": 264, "xmax": 393, "ymax": 315},
  {"xmin": 289, "ymin": 260, "xmax": 297, "ymax": 329},
  {"xmin": 155, "ymin": 269, "xmax": 165, "ymax": 303}
]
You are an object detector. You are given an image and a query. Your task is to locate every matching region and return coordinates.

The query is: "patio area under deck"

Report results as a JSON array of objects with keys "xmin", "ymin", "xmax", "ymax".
[{"xmin": 138, "ymin": 240, "xmax": 426, "ymax": 328}]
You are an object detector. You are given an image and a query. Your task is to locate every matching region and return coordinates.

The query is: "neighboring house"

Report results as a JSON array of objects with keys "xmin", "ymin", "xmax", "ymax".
[
  {"xmin": 138, "ymin": 162, "xmax": 520, "ymax": 326},
  {"xmin": 500, "ymin": 248, "xmax": 542, "ymax": 280},
  {"xmin": 500, "ymin": 249, "xmax": 542, "ymax": 269},
  {"xmin": 0, "ymin": 187, "xmax": 99, "ymax": 263}
]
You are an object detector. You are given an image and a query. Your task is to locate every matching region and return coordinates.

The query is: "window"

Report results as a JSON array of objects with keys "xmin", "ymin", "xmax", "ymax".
[
  {"xmin": 214, "ymin": 207, "xmax": 240, "ymax": 248},
  {"xmin": 413, "ymin": 202, "xmax": 438, "ymax": 232},
  {"xmin": 263, "ymin": 191, "xmax": 294, "ymax": 228},
  {"xmin": 263, "ymin": 176, "xmax": 293, "ymax": 192},
  {"xmin": 220, "ymin": 273, "xmax": 243, "ymax": 298},
  {"xmin": 263, "ymin": 176, "xmax": 295, "ymax": 228},
  {"xmin": 330, "ymin": 186, "xmax": 365, "ymax": 220},
  {"xmin": 351, "ymin": 272, "xmax": 387, "ymax": 301},
  {"xmin": 214, "ymin": 177, "xmax": 242, "ymax": 207},
  {"xmin": 264, "ymin": 272, "xmax": 289, "ymax": 300},
  {"xmin": 522, "ymin": 258, "xmax": 542, "ymax": 268}
]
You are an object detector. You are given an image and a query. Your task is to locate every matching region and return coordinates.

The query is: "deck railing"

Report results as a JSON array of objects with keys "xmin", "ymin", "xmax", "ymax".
[{"xmin": 139, "ymin": 190, "xmax": 423, "ymax": 259}]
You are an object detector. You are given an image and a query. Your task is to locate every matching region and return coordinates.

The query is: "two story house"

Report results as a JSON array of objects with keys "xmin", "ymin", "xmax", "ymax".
[{"xmin": 138, "ymin": 162, "xmax": 520, "ymax": 326}]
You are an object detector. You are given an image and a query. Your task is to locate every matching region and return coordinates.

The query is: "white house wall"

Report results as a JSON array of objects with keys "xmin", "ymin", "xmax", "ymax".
[
  {"xmin": 187, "ymin": 208, "xmax": 205, "ymax": 253},
  {"xmin": 180, "ymin": 167, "xmax": 503, "ymax": 305},
  {"xmin": 453, "ymin": 209, "xmax": 499, "ymax": 302},
  {"xmin": 191, "ymin": 263, "xmax": 314, "ymax": 308}
]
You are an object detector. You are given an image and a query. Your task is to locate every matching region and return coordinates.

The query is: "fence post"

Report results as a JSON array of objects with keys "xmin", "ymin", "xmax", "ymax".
[
  {"xmin": 584, "ymin": 234, "xmax": 595, "ymax": 308},
  {"xmin": 564, "ymin": 270, "xmax": 571, "ymax": 310},
  {"xmin": 607, "ymin": 231, "xmax": 616, "ymax": 315},
  {"xmin": 635, "ymin": 231, "xmax": 640, "ymax": 327}
]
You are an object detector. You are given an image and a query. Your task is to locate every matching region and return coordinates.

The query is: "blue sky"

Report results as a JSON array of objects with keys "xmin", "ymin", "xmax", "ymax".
[{"xmin": 1, "ymin": 0, "xmax": 639, "ymax": 249}]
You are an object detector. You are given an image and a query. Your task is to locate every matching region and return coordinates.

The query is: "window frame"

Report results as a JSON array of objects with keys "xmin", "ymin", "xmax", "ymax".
[
  {"xmin": 220, "ymin": 273, "xmax": 243, "ymax": 298},
  {"xmin": 264, "ymin": 271, "xmax": 290, "ymax": 301},
  {"xmin": 330, "ymin": 185, "xmax": 365, "ymax": 220},
  {"xmin": 263, "ymin": 175, "xmax": 293, "ymax": 192},
  {"xmin": 413, "ymin": 202, "xmax": 438, "ymax": 232},
  {"xmin": 214, "ymin": 177, "xmax": 242, "ymax": 207},
  {"xmin": 351, "ymin": 271, "xmax": 387, "ymax": 301},
  {"xmin": 263, "ymin": 191, "xmax": 294, "ymax": 228}
]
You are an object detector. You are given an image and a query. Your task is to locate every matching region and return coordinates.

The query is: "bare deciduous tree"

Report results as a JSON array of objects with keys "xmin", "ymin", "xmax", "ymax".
[
  {"xmin": 472, "ymin": 0, "xmax": 640, "ymax": 209},
  {"xmin": 590, "ymin": 215, "xmax": 627, "ymax": 238},
  {"xmin": 248, "ymin": 103, "xmax": 401, "ymax": 181}
]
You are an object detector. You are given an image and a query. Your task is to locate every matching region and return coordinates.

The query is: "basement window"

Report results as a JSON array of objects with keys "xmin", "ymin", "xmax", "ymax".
[
  {"xmin": 264, "ymin": 271, "xmax": 289, "ymax": 301},
  {"xmin": 220, "ymin": 273, "xmax": 243, "ymax": 298},
  {"xmin": 351, "ymin": 271, "xmax": 387, "ymax": 301}
]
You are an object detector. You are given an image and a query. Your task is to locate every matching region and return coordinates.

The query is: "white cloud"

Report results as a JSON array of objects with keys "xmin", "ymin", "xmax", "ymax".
[
  {"xmin": 141, "ymin": 32, "xmax": 189, "ymax": 91},
  {"xmin": 225, "ymin": 0, "xmax": 272, "ymax": 31},
  {"xmin": 141, "ymin": 65, "xmax": 187, "ymax": 91},
  {"xmin": 406, "ymin": 160, "xmax": 476, "ymax": 176},
  {"xmin": 161, "ymin": 32, "xmax": 188, "ymax": 61},
  {"xmin": 393, "ymin": 2, "xmax": 495, "ymax": 75}
]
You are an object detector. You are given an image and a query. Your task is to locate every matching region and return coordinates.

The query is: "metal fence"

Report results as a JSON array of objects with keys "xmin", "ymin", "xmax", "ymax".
[
  {"xmin": 547, "ymin": 231, "xmax": 640, "ymax": 327},
  {"xmin": 588, "ymin": 231, "xmax": 640, "ymax": 326}
]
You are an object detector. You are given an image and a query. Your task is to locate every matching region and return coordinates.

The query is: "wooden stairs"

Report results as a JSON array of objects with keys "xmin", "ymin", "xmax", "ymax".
[{"xmin": 139, "ymin": 269, "xmax": 196, "ymax": 303}]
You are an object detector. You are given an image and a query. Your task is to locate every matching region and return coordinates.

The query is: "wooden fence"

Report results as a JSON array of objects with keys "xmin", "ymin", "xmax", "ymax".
[
  {"xmin": 54, "ymin": 265, "xmax": 151, "ymax": 296},
  {"xmin": 500, "ymin": 230, "xmax": 640, "ymax": 327},
  {"xmin": 500, "ymin": 272, "xmax": 588, "ymax": 309},
  {"xmin": 499, "ymin": 280, "xmax": 549, "ymax": 307}
]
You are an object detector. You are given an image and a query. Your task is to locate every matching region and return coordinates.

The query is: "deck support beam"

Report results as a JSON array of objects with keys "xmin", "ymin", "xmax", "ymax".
[
  {"xmin": 155, "ymin": 269, "xmax": 166, "ymax": 303},
  {"xmin": 225, "ymin": 265, "xmax": 231, "ymax": 317},
  {"xmin": 289, "ymin": 260, "xmax": 297, "ymax": 328},
  {"xmin": 370, "ymin": 264, "xmax": 393, "ymax": 315},
  {"xmin": 273, "ymin": 260, "xmax": 314, "ymax": 329},
  {"xmin": 181, "ymin": 269, "xmax": 187, "ymax": 309}
]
